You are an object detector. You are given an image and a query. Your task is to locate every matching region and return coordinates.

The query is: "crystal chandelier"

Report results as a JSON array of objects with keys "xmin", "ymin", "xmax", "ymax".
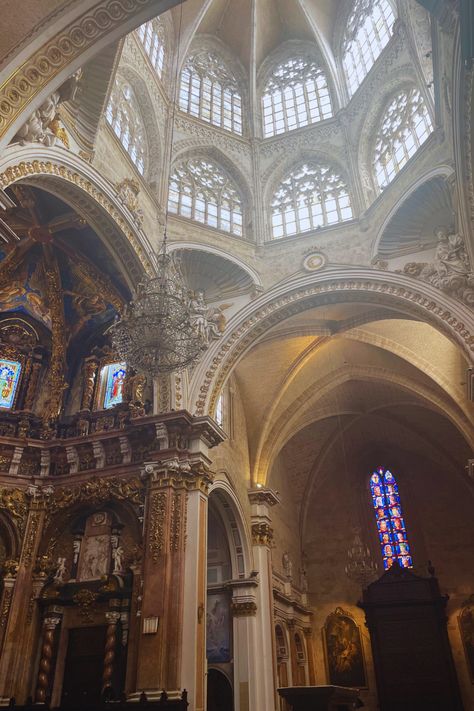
[
  {"xmin": 110, "ymin": 238, "xmax": 206, "ymax": 376},
  {"xmin": 109, "ymin": 4, "xmax": 205, "ymax": 376},
  {"xmin": 345, "ymin": 529, "xmax": 378, "ymax": 588}
]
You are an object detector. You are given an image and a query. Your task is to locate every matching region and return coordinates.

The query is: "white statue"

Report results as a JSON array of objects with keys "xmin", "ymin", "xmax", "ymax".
[
  {"xmin": 13, "ymin": 71, "xmax": 81, "ymax": 147},
  {"xmin": 54, "ymin": 557, "xmax": 67, "ymax": 582},
  {"xmin": 188, "ymin": 290, "xmax": 229, "ymax": 346},
  {"xmin": 282, "ymin": 552, "xmax": 293, "ymax": 580},
  {"xmin": 112, "ymin": 545, "xmax": 125, "ymax": 574}
]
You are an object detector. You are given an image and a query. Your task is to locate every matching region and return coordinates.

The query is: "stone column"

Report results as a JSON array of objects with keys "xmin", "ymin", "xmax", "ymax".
[
  {"xmin": 248, "ymin": 488, "xmax": 280, "ymax": 711},
  {"xmin": 102, "ymin": 611, "xmax": 121, "ymax": 696},
  {"xmin": 228, "ymin": 580, "xmax": 259, "ymax": 711},
  {"xmin": 303, "ymin": 627, "xmax": 316, "ymax": 685},
  {"xmin": 0, "ymin": 489, "xmax": 50, "ymax": 704},
  {"xmin": 35, "ymin": 615, "xmax": 61, "ymax": 703}
]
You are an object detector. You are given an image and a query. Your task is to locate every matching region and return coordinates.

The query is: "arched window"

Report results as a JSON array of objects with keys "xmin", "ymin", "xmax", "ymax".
[
  {"xmin": 168, "ymin": 158, "xmax": 243, "ymax": 236},
  {"xmin": 0, "ymin": 358, "xmax": 22, "ymax": 409},
  {"xmin": 100, "ymin": 362, "xmax": 127, "ymax": 410},
  {"xmin": 370, "ymin": 467, "xmax": 413, "ymax": 570},
  {"xmin": 106, "ymin": 79, "xmax": 146, "ymax": 174},
  {"xmin": 271, "ymin": 162, "xmax": 353, "ymax": 238},
  {"xmin": 262, "ymin": 56, "xmax": 333, "ymax": 137},
  {"xmin": 374, "ymin": 87, "xmax": 433, "ymax": 189},
  {"xmin": 342, "ymin": 0, "xmax": 396, "ymax": 97},
  {"xmin": 137, "ymin": 19, "xmax": 166, "ymax": 78},
  {"xmin": 275, "ymin": 625, "xmax": 288, "ymax": 659},
  {"xmin": 179, "ymin": 50, "xmax": 243, "ymax": 135}
]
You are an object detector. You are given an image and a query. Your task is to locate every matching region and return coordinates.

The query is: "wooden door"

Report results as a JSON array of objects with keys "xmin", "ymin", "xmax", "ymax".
[{"xmin": 61, "ymin": 626, "xmax": 107, "ymax": 708}]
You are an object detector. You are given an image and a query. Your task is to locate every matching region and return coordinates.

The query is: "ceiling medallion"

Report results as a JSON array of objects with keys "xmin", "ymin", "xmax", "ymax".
[
  {"xmin": 302, "ymin": 252, "xmax": 327, "ymax": 272},
  {"xmin": 109, "ymin": 238, "xmax": 206, "ymax": 376}
]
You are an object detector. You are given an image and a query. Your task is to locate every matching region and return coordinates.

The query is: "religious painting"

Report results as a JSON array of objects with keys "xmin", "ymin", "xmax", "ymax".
[
  {"xmin": 206, "ymin": 593, "xmax": 231, "ymax": 663},
  {"xmin": 459, "ymin": 597, "xmax": 474, "ymax": 684},
  {"xmin": 0, "ymin": 359, "xmax": 21, "ymax": 409},
  {"xmin": 323, "ymin": 608, "xmax": 367, "ymax": 688},
  {"xmin": 103, "ymin": 362, "xmax": 126, "ymax": 409},
  {"xmin": 78, "ymin": 534, "xmax": 110, "ymax": 581}
]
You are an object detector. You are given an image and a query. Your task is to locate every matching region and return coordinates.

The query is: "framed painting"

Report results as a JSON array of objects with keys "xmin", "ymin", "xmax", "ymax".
[
  {"xmin": 206, "ymin": 593, "xmax": 231, "ymax": 663},
  {"xmin": 322, "ymin": 607, "xmax": 367, "ymax": 688}
]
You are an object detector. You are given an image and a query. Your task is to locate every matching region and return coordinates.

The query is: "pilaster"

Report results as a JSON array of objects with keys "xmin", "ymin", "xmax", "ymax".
[{"xmin": 248, "ymin": 487, "xmax": 281, "ymax": 711}]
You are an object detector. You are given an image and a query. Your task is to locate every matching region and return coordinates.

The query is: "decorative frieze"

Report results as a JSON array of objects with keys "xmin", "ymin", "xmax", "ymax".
[
  {"xmin": 231, "ymin": 600, "xmax": 257, "ymax": 617},
  {"xmin": 148, "ymin": 491, "xmax": 167, "ymax": 562}
]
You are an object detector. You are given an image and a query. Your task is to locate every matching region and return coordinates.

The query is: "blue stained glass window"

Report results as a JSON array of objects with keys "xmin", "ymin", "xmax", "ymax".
[
  {"xmin": 0, "ymin": 359, "xmax": 21, "ymax": 409},
  {"xmin": 103, "ymin": 362, "xmax": 127, "ymax": 410},
  {"xmin": 370, "ymin": 467, "xmax": 413, "ymax": 570}
]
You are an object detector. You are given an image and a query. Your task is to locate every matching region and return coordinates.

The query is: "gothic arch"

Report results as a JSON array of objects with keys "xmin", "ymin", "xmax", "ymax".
[
  {"xmin": 109, "ymin": 64, "xmax": 163, "ymax": 184},
  {"xmin": 0, "ymin": 145, "xmax": 155, "ymax": 287},
  {"xmin": 186, "ymin": 269, "xmax": 474, "ymax": 419}
]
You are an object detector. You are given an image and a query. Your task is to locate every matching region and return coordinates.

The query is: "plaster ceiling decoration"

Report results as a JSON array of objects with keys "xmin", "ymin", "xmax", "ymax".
[{"xmin": 378, "ymin": 176, "xmax": 454, "ymax": 257}]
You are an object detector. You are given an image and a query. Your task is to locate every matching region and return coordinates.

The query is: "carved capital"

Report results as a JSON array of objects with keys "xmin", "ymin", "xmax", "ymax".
[
  {"xmin": 231, "ymin": 600, "xmax": 257, "ymax": 617},
  {"xmin": 251, "ymin": 522, "xmax": 274, "ymax": 546}
]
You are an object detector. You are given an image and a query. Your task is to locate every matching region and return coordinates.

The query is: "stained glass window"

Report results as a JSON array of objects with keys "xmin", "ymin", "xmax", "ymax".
[
  {"xmin": 137, "ymin": 19, "xmax": 166, "ymax": 78},
  {"xmin": 102, "ymin": 362, "xmax": 127, "ymax": 410},
  {"xmin": 370, "ymin": 467, "xmax": 413, "ymax": 570},
  {"xmin": 374, "ymin": 87, "xmax": 433, "ymax": 189},
  {"xmin": 342, "ymin": 0, "xmax": 396, "ymax": 97},
  {"xmin": 0, "ymin": 359, "xmax": 21, "ymax": 409},
  {"xmin": 271, "ymin": 162, "xmax": 353, "ymax": 238},
  {"xmin": 168, "ymin": 158, "xmax": 243, "ymax": 236},
  {"xmin": 106, "ymin": 79, "xmax": 146, "ymax": 174},
  {"xmin": 179, "ymin": 50, "xmax": 243, "ymax": 135},
  {"xmin": 262, "ymin": 56, "xmax": 333, "ymax": 137}
]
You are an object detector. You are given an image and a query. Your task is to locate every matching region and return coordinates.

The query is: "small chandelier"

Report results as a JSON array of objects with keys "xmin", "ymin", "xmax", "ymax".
[
  {"xmin": 110, "ymin": 237, "xmax": 206, "ymax": 376},
  {"xmin": 345, "ymin": 529, "xmax": 378, "ymax": 588}
]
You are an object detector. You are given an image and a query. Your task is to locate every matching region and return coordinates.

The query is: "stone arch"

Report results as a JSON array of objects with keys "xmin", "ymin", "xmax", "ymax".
[
  {"xmin": 208, "ymin": 479, "xmax": 252, "ymax": 578},
  {"xmin": 186, "ymin": 269, "xmax": 474, "ymax": 420},
  {"xmin": 112, "ymin": 63, "xmax": 163, "ymax": 185},
  {"xmin": 0, "ymin": 145, "xmax": 155, "ymax": 288},
  {"xmin": 371, "ymin": 164, "xmax": 455, "ymax": 259}
]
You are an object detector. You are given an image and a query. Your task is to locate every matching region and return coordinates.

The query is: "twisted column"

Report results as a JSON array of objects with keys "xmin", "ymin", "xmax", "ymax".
[
  {"xmin": 102, "ymin": 612, "xmax": 120, "ymax": 695},
  {"xmin": 35, "ymin": 616, "xmax": 60, "ymax": 703}
]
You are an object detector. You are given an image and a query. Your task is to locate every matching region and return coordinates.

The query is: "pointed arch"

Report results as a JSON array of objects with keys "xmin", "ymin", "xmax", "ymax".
[{"xmin": 369, "ymin": 466, "xmax": 413, "ymax": 569}]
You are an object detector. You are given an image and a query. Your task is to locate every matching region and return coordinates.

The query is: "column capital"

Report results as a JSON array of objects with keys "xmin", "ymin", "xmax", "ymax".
[
  {"xmin": 231, "ymin": 600, "xmax": 257, "ymax": 617},
  {"xmin": 248, "ymin": 488, "xmax": 281, "ymax": 508},
  {"xmin": 105, "ymin": 611, "xmax": 121, "ymax": 624},
  {"xmin": 251, "ymin": 522, "xmax": 274, "ymax": 546}
]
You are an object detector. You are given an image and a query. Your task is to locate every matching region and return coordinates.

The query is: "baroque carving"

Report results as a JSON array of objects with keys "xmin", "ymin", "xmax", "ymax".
[
  {"xmin": 0, "ymin": 488, "xmax": 28, "ymax": 534},
  {"xmin": 48, "ymin": 477, "xmax": 144, "ymax": 519},
  {"xmin": 12, "ymin": 72, "xmax": 80, "ymax": 147},
  {"xmin": 21, "ymin": 511, "xmax": 42, "ymax": 568},
  {"xmin": 148, "ymin": 491, "xmax": 166, "ymax": 562},
  {"xmin": 0, "ymin": 0, "xmax": 165, "ymax": 140},
  {"xmin": 399, "ymin": 227, "xmax": 474, "ymax": 305},
  {"xmin": 230, "ymin": 600, "xmax": 257, "ymax": 617},
  {"xmin": 251, "ymin": 522, "xmax": 274, "ymax": 546},
  {"xmin": 188, "ymin": 290, "xmax": 229, "ymax": 345},
  {"xmin": 115, "ymin": 177, "xmax": 144, "ymax": 226}
]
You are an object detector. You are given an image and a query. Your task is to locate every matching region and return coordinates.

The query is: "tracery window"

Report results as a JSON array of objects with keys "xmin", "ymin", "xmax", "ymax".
[
  {"xmin": 271, "ymin": 162, "xmax": 353, "ymax": 238},
  {"xmin": 215, "ymin": 393, "xmax": 224, "ymax": 427},
  {"xmin": 374, "ymin": 87, "xmax": 433, "ymax": 189},
  {"xmin": 101, "ymin": 362, "xmax": 127, "ymax": 410},
  {"xmin": 168, "ymin": 159, "xmax": 243, "ymax": 236},
  {"xmin": 179, "ymin": 50, "xmax": 243, "ymax": 135},
  {"xmin": 0, "ymin": 358, "xmax": 21, "ymax": 409},
  {"xmin": 342, "ymin": 0, "xmax": 396, "ymax": 97},
  {"xmin": 137, "ymin": 20, "xmax": 166, "ymax": 78},
  {"xmin": 106, "ymin": 79, "xmax": 146, "ymax": 174},
  {"xmin": 262, "ymin": 56, "xmax": 333, "ymax": 137},
  {"xmin": 370, "ymin": 466, "xmax": 413, "ymax": 570}
]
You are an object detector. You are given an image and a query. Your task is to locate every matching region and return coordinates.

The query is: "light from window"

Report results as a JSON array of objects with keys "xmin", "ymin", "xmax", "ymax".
[
  {"xmin": 137, "ymin": 20, "xmax": 165, "ymax": 78},
  {"xmin": 370, "ymin": 467, "xmax": 413, "ymax": 570},
  {"xmin": 179, "ymin": 50, "xmax": 243, "ymax": 135},
  {"xmin": 102, "ymin": 362, "xmax": 127, "ymax": 410},
  {"xmin": 374, "ymin": 87, "xmax": 433, "ymax": 189},
  {"xmin": 262, "ymin": 56, "xmax": 332, "ymax": 137},
  {"xmin": 271, "ymin": 162, "xmax": 353, "ymax": 238},
  {"xmin": 343, "ymin": 0, "xmax": 396, "ymax": 97},
  {"xmin": 0, "ymin": 358, "xmax": 21, "ymax": 409},
  {"xmin": 106, "ymin": 79, "xmax": 146, "ymax": 174},
  {"xmin": 168, "ymin": 158, "xmax": 243, "ymax": 236},
  {"xmin": 215, "ymin": 393, "xmax": 223, "ymax": 427}
]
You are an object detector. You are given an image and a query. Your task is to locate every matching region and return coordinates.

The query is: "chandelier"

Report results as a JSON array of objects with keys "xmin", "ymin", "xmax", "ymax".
[
  {"xmin": 345, "ymin": 529, "xmax": 378, "ymax": 588},
  {"xmin": 109, "ymin": 4, "xmax": 205, "ymax": 376},
  {"xmin": 110, "ymin": 239, "xmax": 206, "ymax": 376}
]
